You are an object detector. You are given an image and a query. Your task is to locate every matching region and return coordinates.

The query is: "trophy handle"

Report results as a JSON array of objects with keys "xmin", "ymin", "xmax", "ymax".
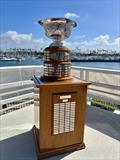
[
  {"xmin": 67, "ymin": 20, "xmax": 77, "ymax": 27},
  {"xmin": 38, "ymin": 20, "xmax": 43, "ymax": 25},
  {"xmin": 72, "ymin": 21, "xmax": 77, "ymax": 27}
]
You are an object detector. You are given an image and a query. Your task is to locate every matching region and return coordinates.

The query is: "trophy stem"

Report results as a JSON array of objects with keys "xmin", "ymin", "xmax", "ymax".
[{"xmin": 50, "ymin": 40, "xmax": 63, "ymax": 47}]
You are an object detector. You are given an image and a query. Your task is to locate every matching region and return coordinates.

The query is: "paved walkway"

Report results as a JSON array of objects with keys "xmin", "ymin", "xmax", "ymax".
[{"xmin": 0, "ymin": 105, "xmax": 120, "ymax": 160}]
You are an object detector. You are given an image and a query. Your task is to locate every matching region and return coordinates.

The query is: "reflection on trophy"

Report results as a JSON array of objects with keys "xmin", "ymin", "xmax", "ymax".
[{"xmin": 38, "ymin": 18, "xmax": 77, "ymax": 81}]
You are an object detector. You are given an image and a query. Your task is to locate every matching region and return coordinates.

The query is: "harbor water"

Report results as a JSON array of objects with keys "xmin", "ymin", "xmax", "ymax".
[{"xmin": 0, "ymin": 59, "xmax": 119, "ymax": 70}]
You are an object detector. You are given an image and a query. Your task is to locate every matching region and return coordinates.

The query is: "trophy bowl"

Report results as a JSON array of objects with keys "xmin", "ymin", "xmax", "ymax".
[{"xmin": 38, "ymin": 18, "xmax": 77, "ymax": 41}]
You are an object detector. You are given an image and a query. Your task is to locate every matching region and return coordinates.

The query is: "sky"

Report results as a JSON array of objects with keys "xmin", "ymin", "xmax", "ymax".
[{"xmin": 0, "ymin": 0, "xmax": 120, "ymax": 51}]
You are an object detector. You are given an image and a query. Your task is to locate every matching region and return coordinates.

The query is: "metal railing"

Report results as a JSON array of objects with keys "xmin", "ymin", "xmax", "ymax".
[
  {"xmin": 0, "ymin": 65, "xmax": 119, "ymax": 115},
  {"xmin": 0, "ymin": 66, "xmax": 43, "ymax": 115},
  {"xmin": 72, "ymin": 66, "xmax": 120, "ymax": 104}
]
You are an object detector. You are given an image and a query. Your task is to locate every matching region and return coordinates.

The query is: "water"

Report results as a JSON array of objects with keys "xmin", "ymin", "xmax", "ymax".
[
  {"xmin": 72, "ymin": 61, "xmax": 120, "ymax": 70},
  {"xmin": 0, "ymin": 59, "xmax": 43, "ymax": 67},
  {"xmin": 0, "ymin": 59, "xmax": 119, "ymax": 70}
]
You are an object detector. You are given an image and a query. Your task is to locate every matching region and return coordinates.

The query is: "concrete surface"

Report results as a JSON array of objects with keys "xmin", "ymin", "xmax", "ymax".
[{"xmin": 0, "ymin": 105, "xmax": 120, "ymax": 160}]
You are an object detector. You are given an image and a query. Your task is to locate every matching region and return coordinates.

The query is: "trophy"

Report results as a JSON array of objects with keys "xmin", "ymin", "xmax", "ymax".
[
  {"xmin": 38, "ymin": 18, "xmax": 77, "ymax": 81},
  {"xmin": 33, "ymin": 18, "xmax": 90, "ymax": 159}
]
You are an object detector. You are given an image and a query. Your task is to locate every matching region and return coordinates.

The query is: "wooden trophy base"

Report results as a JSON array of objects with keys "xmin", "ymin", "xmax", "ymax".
[
  {"xmin": 32, "ymin": 77, "xmax": 91, "ymax": 160},
  {"xmin": 32, "ymin": 126, "xmax": 85, "ymax": 160}
]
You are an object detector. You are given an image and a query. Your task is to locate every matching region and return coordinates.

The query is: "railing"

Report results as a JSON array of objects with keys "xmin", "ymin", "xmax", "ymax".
[
  {"xmin": 0, "ymin": 65, "xmax": 119, "ymax": 115},
  {"xmin": 0, "ymin": 66, "xmax": 43, "ymax": 115},
  {"xmin": 72, "ymin": 66, "xmax": 120, "ymax": 104}
]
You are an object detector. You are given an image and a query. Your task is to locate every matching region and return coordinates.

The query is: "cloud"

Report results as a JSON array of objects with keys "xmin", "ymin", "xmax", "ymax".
[
  {"xmin": 64, "ymin": 12, "xmax": 79, "ymax": 18},
  {"xmin": 94, "ymin": 35, "xmax": 110, "ymax": 44},
  {"xmin": 34, "ymin": 22, "xmax": 38, "ymax": 25},
  {"xmin": 64, "ymin": 35, "xmax": 120, "ymax": 51},
  {"xmin": 0, "ymin": 31, "xmax": 47, "ymax": 50},
  {"xmin": 0, "ymin": 31, "xmax": 119, "ymax": 51},
  {"xmin": 79, "ymin": 35, "xmax": 86, "ymax": 39},
  {"xmin": 1, "ymin": 31, "xmax": 32, "ymax": 43},
  {"xmin": 73, "ymin": 35, "xmax": 86, "ymax": 41},
  {"xmin": 33, "ymin": 39, "xmax": 44, "ymax": 45},
  {"xmin": 114, "ymin": 37, "xmax": 120, "ymax": 45}
]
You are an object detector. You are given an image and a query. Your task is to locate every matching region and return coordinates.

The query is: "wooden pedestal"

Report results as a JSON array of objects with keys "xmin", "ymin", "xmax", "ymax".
[{"xmin": 33, "ymin": 77, "xmax": 90, "ymax": 159}]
